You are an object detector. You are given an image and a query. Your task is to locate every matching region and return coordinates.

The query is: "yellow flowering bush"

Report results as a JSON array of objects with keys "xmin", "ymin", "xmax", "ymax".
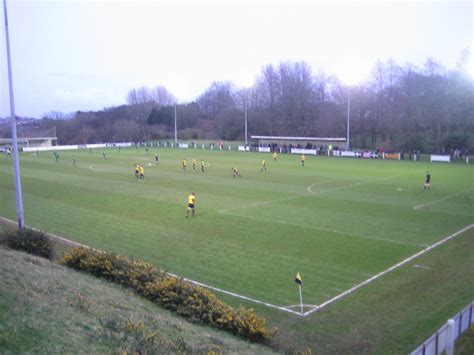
[
  {"xmin": 60, "ymin": 247, "xmax": 276, "ymax": 342},
  {"xmin": 60, "ymin": 247, "xmax": 161, "ymax": 290}
]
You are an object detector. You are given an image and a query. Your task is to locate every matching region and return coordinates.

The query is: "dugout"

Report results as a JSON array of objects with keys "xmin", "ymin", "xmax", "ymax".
[{"xmin": 251, "ymin": 135, "xmax": 346, "ymax": 153}]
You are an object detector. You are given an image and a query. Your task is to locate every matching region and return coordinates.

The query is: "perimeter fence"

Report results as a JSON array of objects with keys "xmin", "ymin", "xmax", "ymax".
[{"xmin": 411, "ymin": 300, "xmax": 473, "ymax": 355}]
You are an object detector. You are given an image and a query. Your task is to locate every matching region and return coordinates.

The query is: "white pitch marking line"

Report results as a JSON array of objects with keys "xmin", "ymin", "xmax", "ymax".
[
  {"xmin": 302, "ymin": 223, "xmax": 474, "ymax": 317},
  {"xmin": 307, "ymin": 180, "xmax": 334, "ymax": 193},
  {"xmin": 0, "ymin": 216, "xmax": 302, "ymax": 316},
  {"xmin": 221, "ymin": 211, "xmax": 426, "ymax": 248},
  {"xmin": 220, "ymin": 173, "xmax": 406, "ymax": 214},
  {"xmin": 219, "ymin": 193, "xmax": 307, "ymax": 214},
  {"xmin": 413, "ymin": 264, "xmax": 432, "ymax": 270},
  {"xmin": 414, "ymin": 188, "xmax": 474, "ymax": 210},
  {"xmin": 285, "ymin": 304, "xmax": 319, "ymax": 309},
  {"xmin": 89, "ymin": 165, "xmax": 133, "ymax": 174},
  {"xmin": 166, "ymin": 271, "xmax": 303, "ymax": 315},
  {"xmin": 88, "ymin": 165, "xmax": 109, "ymax": 172},
  {"xmin": 0, "ymin": 217, "xmax": 90, "ymax": 249}
]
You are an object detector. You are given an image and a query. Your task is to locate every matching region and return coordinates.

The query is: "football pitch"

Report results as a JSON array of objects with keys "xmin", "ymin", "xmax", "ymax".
[{"xmin": 1, "ymin": 147, "xmax": 473, "ymax": 317}]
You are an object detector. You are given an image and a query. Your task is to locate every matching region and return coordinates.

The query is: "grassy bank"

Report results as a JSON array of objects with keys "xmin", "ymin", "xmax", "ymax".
[{"xmin": 0, "ymin": 245, "xmax": 275, "ymax": 353}]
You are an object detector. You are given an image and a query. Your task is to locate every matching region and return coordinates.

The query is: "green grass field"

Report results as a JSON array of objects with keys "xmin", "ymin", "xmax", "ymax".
[{"xmin": 1, "ymin": 147, "xmax": 473, "ymax": 352}]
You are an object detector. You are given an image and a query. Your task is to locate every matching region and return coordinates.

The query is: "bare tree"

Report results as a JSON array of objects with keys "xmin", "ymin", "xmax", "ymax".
[
  {"xmin": 314, "ymin": 70, "xmax": 331, "ymax": 103},
  {"xmin": 197, "ymin": 81, "xmax": 235, "ymax": 121},
  {"xmin": 455, "ymin": 47, "xmax": 471, "ymax": 74},
  {"xmin": 153, "ymin": 86, "xmax": 177, "ymax": 106},
  {"xmin": 126, "ymin": 86, "xmax": 159, "ymax": 105},
  {"xmin": 256, "ymin": 64, "xmax": 281, "ymax": 135},
  {"xmin": 424, "ymin": 57, "xmax": 445, "ymax": 77}
]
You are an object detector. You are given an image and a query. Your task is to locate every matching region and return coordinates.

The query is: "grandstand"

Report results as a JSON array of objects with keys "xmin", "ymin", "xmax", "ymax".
[
  {"xmin": 251, "ymin": 135, "xmax": 346, "ymax": 146},
  {"xmin": 251, "ymin": 135, "xmax": 346, "ymax": 153}
]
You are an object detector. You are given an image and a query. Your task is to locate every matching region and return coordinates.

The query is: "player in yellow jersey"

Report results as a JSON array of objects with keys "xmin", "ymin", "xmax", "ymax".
[
  {"xmin": 139, "ymin": 164, "xmax": 145, "ymax": 180},
  {"xmin": 192, "ymin": 158, "xmax": 196, "ymax": 172},
  {"xmin": 201, "ymin": 159, "xmax": 205, "ymax": 173},
  {"xmin": 273, "ymin": 152, "xmax": 277, "ymax": 162},
  {"xmin": 134, "ymin": 163, "xmax": 140, "ymax": 179},
  {"xmin": 261, "ymin": 159, "xmax": 267, "ymax": 172},
  {"xmin": 301, "ymin": 154, "xmax": 305, "ymax": 167},
  {"xmin": 182, "ymin": 158, "xmax": 187, "ymax": 171},
  {"xmin": 186, "ymin": 192, "xmax": 196, "ymax": 218},
  {"xmin": 232, "ymin": 166, "xmax": 242, "ymax": 178}
]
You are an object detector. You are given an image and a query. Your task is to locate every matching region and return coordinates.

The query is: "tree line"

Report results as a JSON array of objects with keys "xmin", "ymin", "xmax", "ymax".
[{"xmin": 3, "ymin": 56, "xmax": 473, "ymax": 153}]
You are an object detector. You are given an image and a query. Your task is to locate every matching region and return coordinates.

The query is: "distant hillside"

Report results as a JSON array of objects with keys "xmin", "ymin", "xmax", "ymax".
[{"xmin": 0, "ymin": 245, "xmax": 276, "ymax": 354}]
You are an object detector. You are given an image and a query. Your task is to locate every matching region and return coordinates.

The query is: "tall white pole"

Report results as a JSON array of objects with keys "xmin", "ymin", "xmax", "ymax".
[
  {"xmin": 3, "ymin": 0, "xmax": 24, "ymax": 229},
  {"xmin": 244, "ymin": 89, "xmax": 248, "ymax": 146},
  {"xmin": 174, "ymin": 104, "xmax": 177, "ymax": 145},
  {"xmin": 346, "ymin": 91, "xmax": 350, "ymax": 151},
  {"xmin": 298, "ymin": 284, "xmax": 304, "ymax": 315}
]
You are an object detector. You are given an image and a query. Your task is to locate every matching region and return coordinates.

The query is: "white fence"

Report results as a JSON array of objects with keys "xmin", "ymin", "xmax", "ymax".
[
  {"xmin": 22, "ymin": 142, "xmax": 132, "ymax": 152},
  {"xmin": 331, "ymin": 150, "xmax": 378, "ymax": 158},
  {"xmin": 291, "ymin": 148, "xmax": 317, "ymax": 155},
  {"xmin": 431, "ymin": 155, "xmax": 451, "ymax": 163},
  {"xmin": 411, "ymin": 300, "xmax": 474, "ymax": 355}
]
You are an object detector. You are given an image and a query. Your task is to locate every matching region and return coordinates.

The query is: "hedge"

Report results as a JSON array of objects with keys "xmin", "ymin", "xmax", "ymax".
[{"xmin": 0, "ymin": 228, "xmax": 54, "ymax": 259}]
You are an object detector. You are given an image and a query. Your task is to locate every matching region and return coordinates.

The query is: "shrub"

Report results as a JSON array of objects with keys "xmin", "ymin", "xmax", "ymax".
[
  {"xmin": 60, "ymin": 247, "xmax": 161, "ymax": 292},
  {"xmin": 144, "ymin": 278, "xmax": 276, "ymax": 342},
  {"xmin": 143, "ymin": 276, "xmax": 231, "ymax": 322},
  {"xmin": 228, "ymin": 307, "xmax": 276, "ymax": 342},
  {"xmin": 0, "ymin": 228, "xmax": 54, "ymax": 259},
  {"xmin": 60, "ymin": 247, "xmax": 276, "ymax": 342}
]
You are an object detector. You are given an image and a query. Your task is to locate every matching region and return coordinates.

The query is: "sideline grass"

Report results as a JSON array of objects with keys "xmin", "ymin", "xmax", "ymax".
[
  {"xmin": 456, "ymin": 326, "xmax": 474, "ymax": 354},
  {"xmin": 1, "ymin": 147, "xmax": 473, "ymax": 351}
]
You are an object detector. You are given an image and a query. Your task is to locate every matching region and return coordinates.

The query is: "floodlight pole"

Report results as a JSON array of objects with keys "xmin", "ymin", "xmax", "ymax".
[
  {"xmin": 244, "ymin": 88, "xmax": 248, "ymax": 147},
  {"xmin": 3, "ymin": 0, "xmax": 24, "ymax": 229},
  {"xmin": 298, "ymin": 284, "xmax": 304, "ymax": 315},
  {"xmin": 346, "ymin": 90, "xmax": 351, "ymax": 151},
  {"xmin": 174, "ymin": 104, "xmax": 177, "ymax": 145}
]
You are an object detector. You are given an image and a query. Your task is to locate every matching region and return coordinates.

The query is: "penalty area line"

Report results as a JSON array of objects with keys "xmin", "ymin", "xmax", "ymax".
[
  {"xmin": 0, "ymin": 216, "xmax": 302, "ymax": 316},
  {"xmin": 302, "ymin": 223, "xmax": 474, "ymax": 317},
  {"xmin": 414, "ymin": 188, "xmax": 474, "ymax": 210},
  {"xmin": 220, "ymin": 173, "xmax": 407, "ymax": 214}
]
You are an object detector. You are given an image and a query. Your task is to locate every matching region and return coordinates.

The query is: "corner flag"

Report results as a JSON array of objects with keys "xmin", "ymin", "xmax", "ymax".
[{"xmin": 295, "ymin": 272, "xmax": 302, "ymax": 285}]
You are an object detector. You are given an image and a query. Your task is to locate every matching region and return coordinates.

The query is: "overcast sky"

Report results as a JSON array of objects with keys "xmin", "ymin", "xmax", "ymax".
[{"xmin": 0, "ymin": 0, "xmax": 472, "ymax": 118}]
